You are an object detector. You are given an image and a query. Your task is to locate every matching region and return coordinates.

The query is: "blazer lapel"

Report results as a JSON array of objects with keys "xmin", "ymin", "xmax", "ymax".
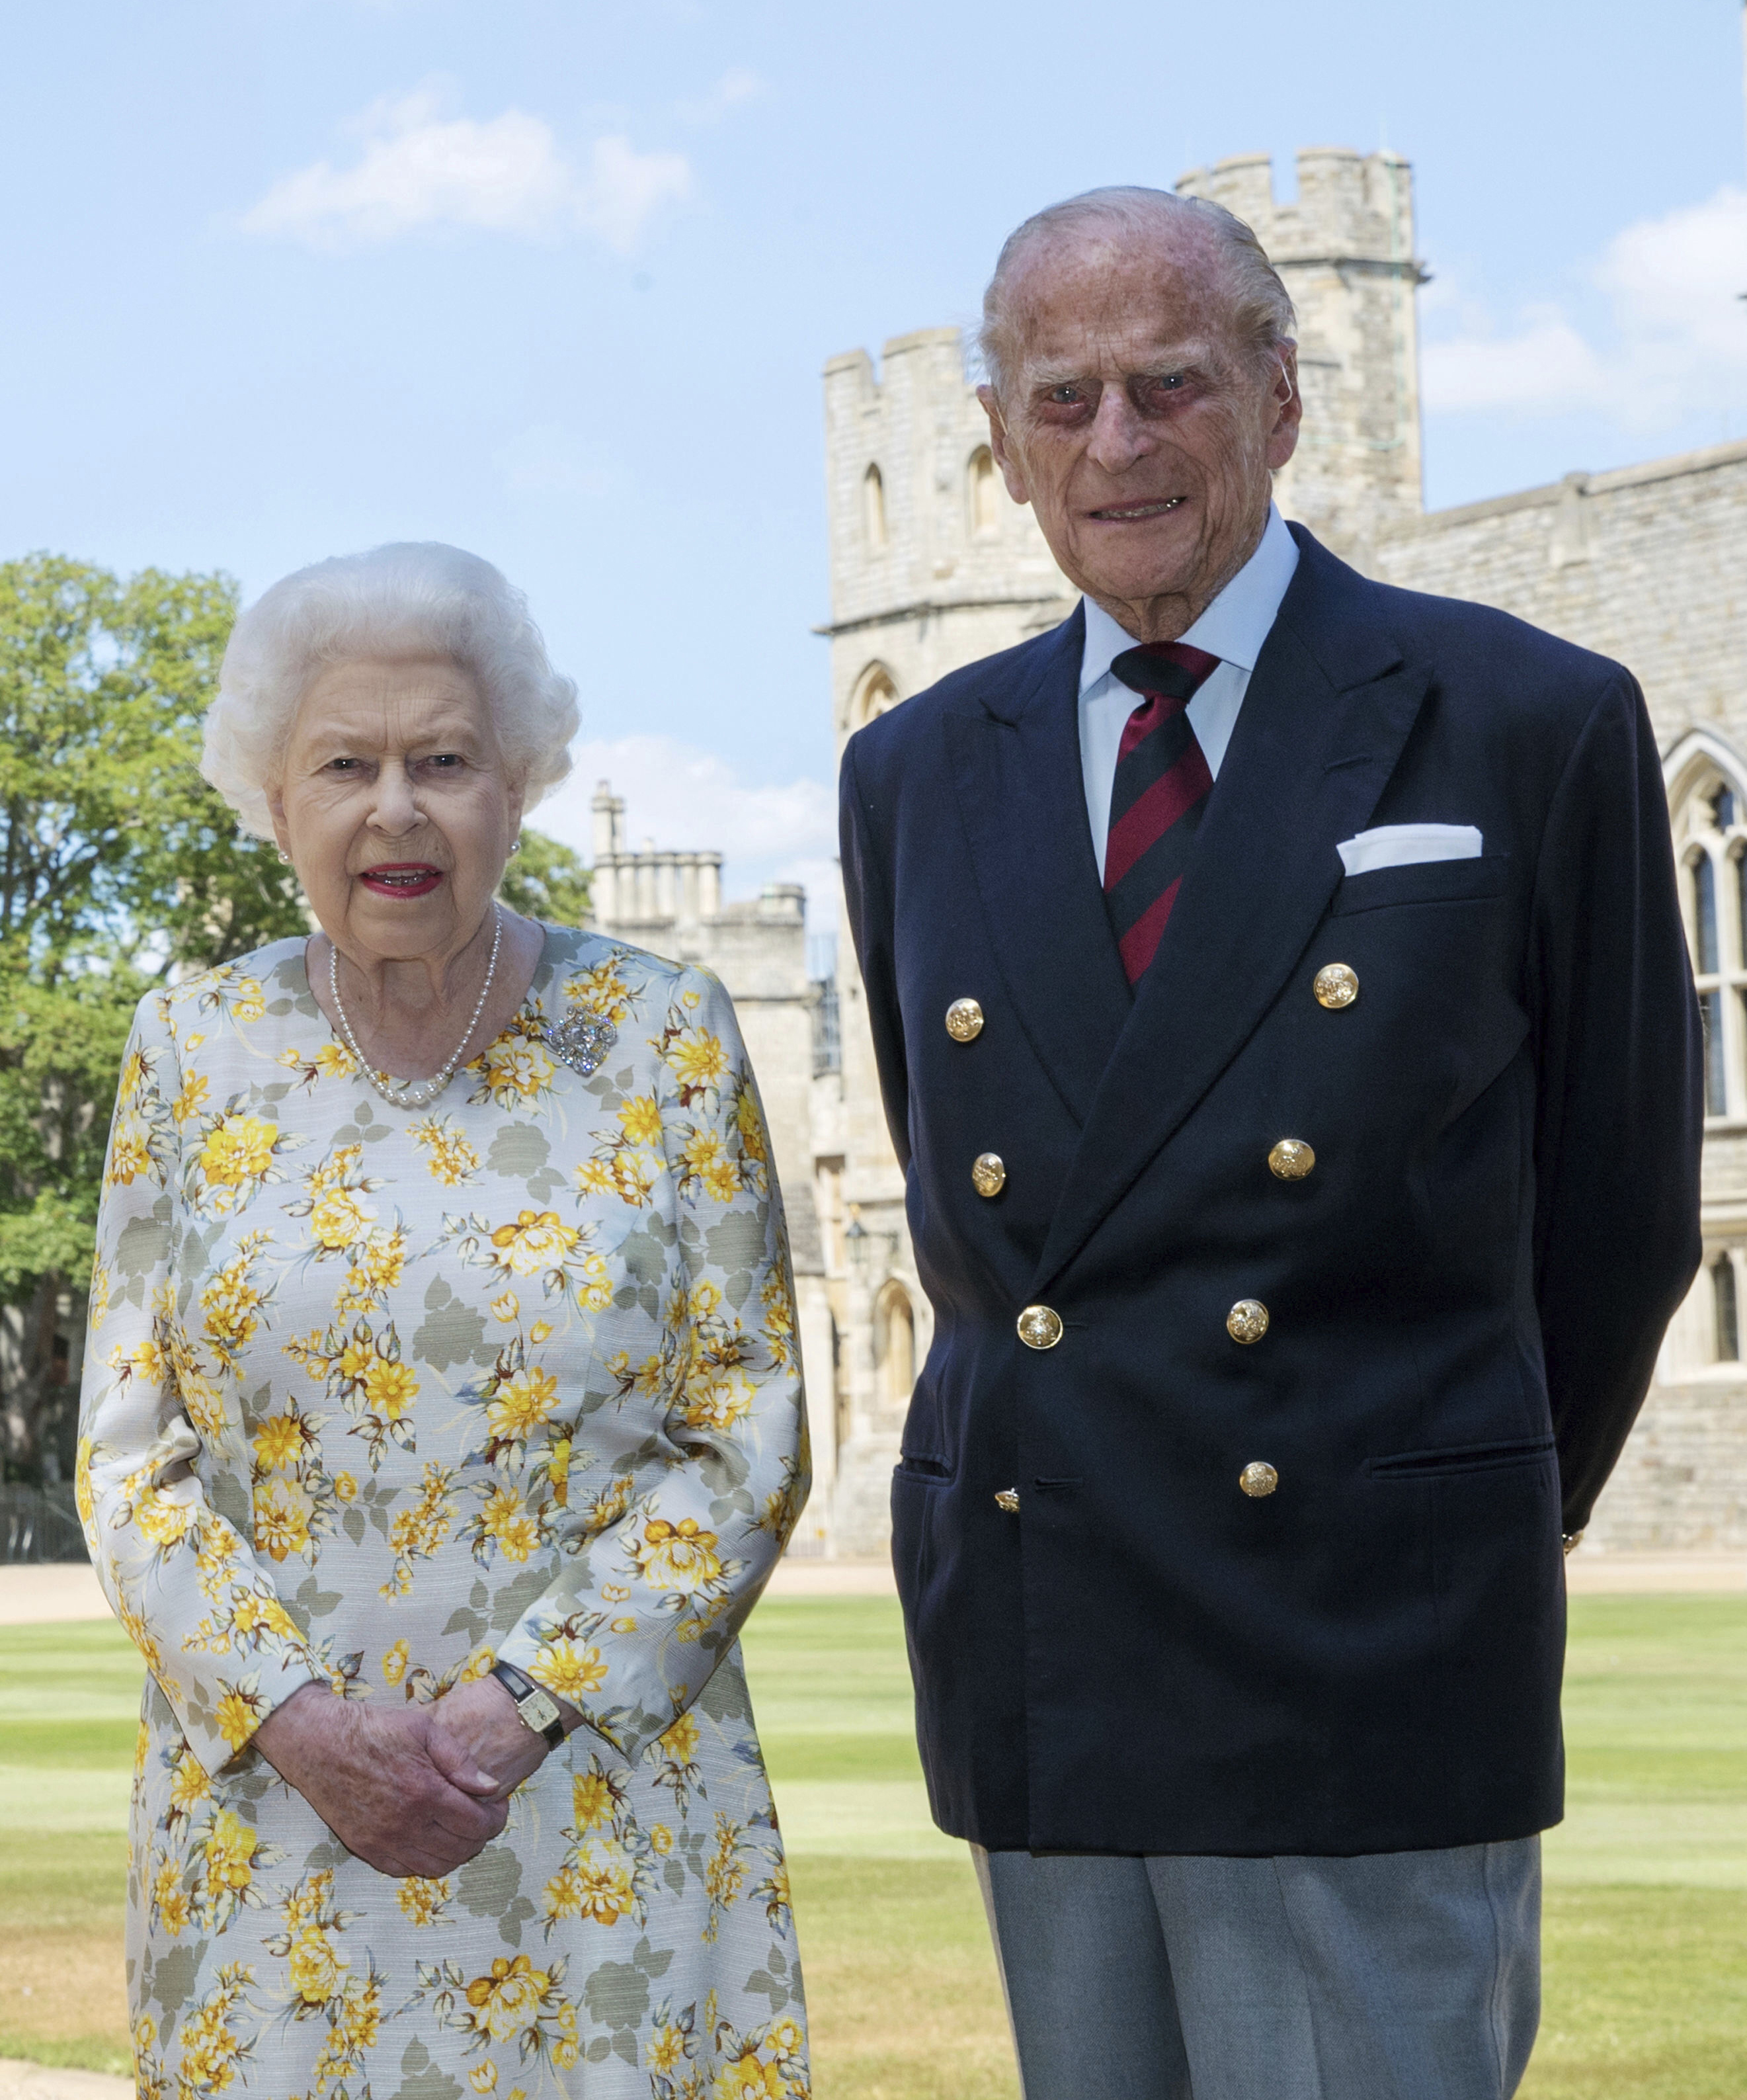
[
  {"xmin": 1032, "ymin": 534, "xmax": 1432, "ymax": 1290},
  {"xmin": 946, "ymin": 606, "xmax": 1133, "ymax": 1126}
]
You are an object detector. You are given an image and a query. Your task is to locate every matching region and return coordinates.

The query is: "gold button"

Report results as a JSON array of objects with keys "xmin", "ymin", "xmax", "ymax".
[
  {"xmin": 995, "ymin": 1488, "xmax": 1020, "ymax": 1513},
  {"xmin": 1239, "ymin": 1461, "xmax": 1280, "ymax": 1498},
  {"xmin": 1314, "ymin": 963, "xmax": 1358, "ymax": 1009},
  {"xmin": 1017, "ymin": 1304, "xmax": 1063, "ymax": 1350},
  {"xmin": 972, "ymin": 1152, "xmax": 1006, "ymax": 1198},
  {"xmin": 1268, "ymin": 1139, "xmax": 1316, "ymax": 1181},
  {"xmin": 946, "ymin": 998, "xmax": 985, "ymax": 1042},
  {"xmin": 1227, "ymin": 1299, "xmax": 1270, "ymax": 1345}
]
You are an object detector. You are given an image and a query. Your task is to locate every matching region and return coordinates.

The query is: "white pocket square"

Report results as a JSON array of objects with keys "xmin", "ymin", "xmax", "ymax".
[{"xmin": 1336, "ymin": 824, "xmax": 1483, "ymax": 876}]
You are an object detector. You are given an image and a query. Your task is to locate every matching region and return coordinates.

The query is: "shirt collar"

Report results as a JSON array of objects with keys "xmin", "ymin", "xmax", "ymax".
[{"xmin": 1078, "ymin": 503, "xmax": 1300, "ymax": 694}]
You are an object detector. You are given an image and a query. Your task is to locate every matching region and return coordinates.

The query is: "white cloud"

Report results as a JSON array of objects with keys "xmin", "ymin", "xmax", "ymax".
[
  {"xmin": 241, "ymin": 87, "xmax": 690, "ymax": 253},
  {"xmin": 1422, "ymin": 186, "xmax": 1747, "ymax": 426},
  {"xmin": 530, "ymin": 735, "xmax": 838, "ymax": 924},
  {"xmin": 1422, "ymin": 312, "xmax": 1607, "ymax": 416},
  {"xmin": 674, "ymin": 67, "xmax": 766, "ymax": 125}
]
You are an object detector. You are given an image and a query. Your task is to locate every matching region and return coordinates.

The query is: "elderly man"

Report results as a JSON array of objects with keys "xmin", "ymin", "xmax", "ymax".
[{"xmin": 838, "ymin": 188, "xmax": 1702, "ymax": 2098}]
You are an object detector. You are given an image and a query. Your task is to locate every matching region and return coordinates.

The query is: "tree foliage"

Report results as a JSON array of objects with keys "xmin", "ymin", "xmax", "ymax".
[
  {"xmin": 1, "ymin": 554, "xmax": 313, "ymax": 1284},
  {"xmin": 0, "ymin": 556, "xmax": 306, "ymax": 968},
  {"xmin": 497, "ymin": 825, "xmax": 591, "ymax": 928}
]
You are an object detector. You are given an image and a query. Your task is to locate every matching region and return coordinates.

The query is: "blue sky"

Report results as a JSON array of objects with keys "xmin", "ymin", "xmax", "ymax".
[{"xmin": 3, "ymin": 1, "xmax": 1744, "ymax": 923}]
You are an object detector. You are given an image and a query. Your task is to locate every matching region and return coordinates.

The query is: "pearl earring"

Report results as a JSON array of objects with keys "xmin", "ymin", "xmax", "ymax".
[
  {"xmin": 509, "ymin": 836, "xmax": 522, "ymax": 858},
  {"xmin": 276, "ymin": 850, "xmax": 292, "ymax": 866}
]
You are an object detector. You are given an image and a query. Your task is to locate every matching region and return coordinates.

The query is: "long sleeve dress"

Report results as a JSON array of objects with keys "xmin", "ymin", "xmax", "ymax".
[{"xmin": 76, "ymin": 924, "xmax": 811, "ymax": 2100}]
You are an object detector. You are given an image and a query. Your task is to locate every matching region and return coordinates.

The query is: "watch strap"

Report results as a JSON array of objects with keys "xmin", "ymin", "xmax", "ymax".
[{"xmin": 490, "ymin": 1659, "xmax": 565, "ymax": 1747}]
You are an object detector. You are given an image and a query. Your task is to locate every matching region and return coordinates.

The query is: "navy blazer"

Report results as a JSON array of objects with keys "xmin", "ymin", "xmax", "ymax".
[{"xmin": 839, "ymin": 525, "xmax": 1703, "ymax": 1857}]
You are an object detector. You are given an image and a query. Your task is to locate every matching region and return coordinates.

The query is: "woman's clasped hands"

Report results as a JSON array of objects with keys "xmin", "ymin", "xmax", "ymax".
[{"xmin": 254, "ymin": 1673, "xmax": 572, "ymax": 1879}]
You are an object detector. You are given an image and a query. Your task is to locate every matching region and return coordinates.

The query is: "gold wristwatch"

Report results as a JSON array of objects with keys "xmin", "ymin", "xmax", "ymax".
[{"xmin": 490, "ymin": 1659, "xmax": 565, "ymax": 1747}]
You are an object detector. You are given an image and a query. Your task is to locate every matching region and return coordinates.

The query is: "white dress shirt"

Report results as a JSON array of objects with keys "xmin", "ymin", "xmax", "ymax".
[{"xmin": 1078, "ymin": 503, "xmax": 1300, "ymax": 879}]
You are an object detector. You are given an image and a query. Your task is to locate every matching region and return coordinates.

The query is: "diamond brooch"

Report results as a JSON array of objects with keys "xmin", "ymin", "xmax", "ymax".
[{"xmin": 539, "ymin": 1009, "xmax": 618, "ymax": 1078}]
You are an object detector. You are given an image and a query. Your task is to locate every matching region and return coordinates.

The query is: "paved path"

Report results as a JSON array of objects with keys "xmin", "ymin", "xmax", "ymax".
[
  {"xmin": 0, "ymin": 1556, "xmax": 903, "ymax": 1624},
  {"xmin": 1566, "ymin": 1548, "xmax": 1747, "ymax": 1593},
  {"xmin": 7, "ymin": 1548, "xmax": 1747, "ymax": 1627},
  {"xmin": 0, "ymin": 2062, "xmax": 129, "ymax": 2100},
  {"xmin": 0, "ymin": 1564, "xmax": 109, "ymax": 1624}
]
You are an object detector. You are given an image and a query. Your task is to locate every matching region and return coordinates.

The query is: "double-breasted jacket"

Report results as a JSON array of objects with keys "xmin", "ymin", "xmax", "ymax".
[{"xmin": 840, "ymin": 526, "xmax": 1703, "ymax": 1857}]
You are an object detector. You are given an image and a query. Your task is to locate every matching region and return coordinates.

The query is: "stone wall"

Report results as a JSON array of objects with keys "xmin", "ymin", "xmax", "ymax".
[
  {"xmin": 586, "ymin": 784, "xmax": 839, "ymax": 1548},
  {"xmin": 1178, "ymin": 149, "xmax": 1424, "ymax": 564},
  {"xmin": 1371, "ymin": 443, "xmax": 1747, "ymax": 1549},
  {"xmin": 1369, "ymin": 443, "xmax": 1747, "ymax": 751},
  {"xmin": 1586, "ymin": 1382, "xmax": 1747, "ymax": 1550}
]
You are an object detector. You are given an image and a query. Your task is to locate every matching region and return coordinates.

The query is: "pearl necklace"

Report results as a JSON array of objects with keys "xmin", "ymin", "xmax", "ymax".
[{"xmin": 328, "ymin": 907, "xmax": 504, "ymax": 1110}]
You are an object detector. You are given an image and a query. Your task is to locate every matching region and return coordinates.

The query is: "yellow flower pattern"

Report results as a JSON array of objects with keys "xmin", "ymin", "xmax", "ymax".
[{"xmin": 77, "ymin": 929, "xmax": 809, "ymax": 2097}]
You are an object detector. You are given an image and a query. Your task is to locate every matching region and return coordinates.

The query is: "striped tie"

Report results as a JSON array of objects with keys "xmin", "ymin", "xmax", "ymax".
[{"xmin": 1104, "ymin": 641, "xmax": 1221, "ymax": 984}]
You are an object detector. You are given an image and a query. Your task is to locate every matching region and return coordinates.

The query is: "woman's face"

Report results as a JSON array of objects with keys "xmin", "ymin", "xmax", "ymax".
[{"xmin": 269, "ymin": 655, "xmax": 524, "ymax": 968}]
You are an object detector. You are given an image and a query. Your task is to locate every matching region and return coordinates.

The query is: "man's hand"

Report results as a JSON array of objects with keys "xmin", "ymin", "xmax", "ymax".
[
  {"xmin": 429, "ymin": 1675, "xmax": 582, "ymax": 1803},
  {"xmin": 253, "ymin": 1683, "xmax": 510, "ymax": 1878}
]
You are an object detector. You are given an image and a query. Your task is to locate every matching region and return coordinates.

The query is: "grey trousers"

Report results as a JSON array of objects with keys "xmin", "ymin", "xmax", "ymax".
[{"xmin": 972, "ymin": 1837, "xmax": 1540, "ymax": 2100}]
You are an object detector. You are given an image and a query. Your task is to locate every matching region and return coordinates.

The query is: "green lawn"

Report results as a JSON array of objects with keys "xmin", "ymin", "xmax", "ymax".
[{"xmin": 2, "ymin": 1597, "xmax": 1743, "ymax": 2095}]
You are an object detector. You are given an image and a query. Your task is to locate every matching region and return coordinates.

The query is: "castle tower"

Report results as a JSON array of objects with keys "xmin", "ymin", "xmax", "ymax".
[
  {"xmin": 1176, "ymin": 149, "xmax": 1425, "ymax": 560},
  {"xmin": 821, "ymin": 328, "xmax": 1075, "ymax": 749},
  {"xmin": 586, "ymin": 784, "xmax": 837, "ymax": 1550}
]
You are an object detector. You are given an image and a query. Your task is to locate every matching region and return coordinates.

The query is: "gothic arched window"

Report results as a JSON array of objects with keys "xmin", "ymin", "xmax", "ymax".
[
  {"xmin": 877, "ymin": 1282, "xmax": 916, "ymax": 1411},
  {"xmin": 1674, "ymin": 763, "xmax": 1747, "ymax": 1120},
  {"xmin": 863, "ymin": 464, "xmax": 887, "ymax": 551},
  {"xmin": 968, "ymin": 446, "xmax": 1001, "ymax": 537},
  {"xmin": 849, "ymin": 663, "xmax": 899, "ymax": 732},
  {"xmin": 1714, "ymin": 1253, "xmax": 1740, "ymax": 1362}
]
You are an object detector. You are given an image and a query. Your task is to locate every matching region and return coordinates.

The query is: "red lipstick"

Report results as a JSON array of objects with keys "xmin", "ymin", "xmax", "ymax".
[{"xmin": 358, "ymin": 863, "xmax": 444, "ymax": 898}]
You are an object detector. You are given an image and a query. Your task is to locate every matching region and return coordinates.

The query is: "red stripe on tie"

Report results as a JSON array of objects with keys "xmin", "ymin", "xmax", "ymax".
[
  {"xmin": 1103, "ymin": 743, "xmax": 1215, "ymax": 890},
  {"xmin": 1116, "ymin": 693, "xmax": 1168, "ymax": 769},
  {"xmin": 1117, "ymin": 876, "xmax": 1183, "ymax": 982}
]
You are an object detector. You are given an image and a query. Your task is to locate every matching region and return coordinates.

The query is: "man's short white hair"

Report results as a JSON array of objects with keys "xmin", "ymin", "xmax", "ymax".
[
  {"xmin": 980, "ymin": 185, "xmax": 1297, "ymax": 398},
  {"xmin": 201, "ymin": 542, "xmax": 579, "ymax": 840}
]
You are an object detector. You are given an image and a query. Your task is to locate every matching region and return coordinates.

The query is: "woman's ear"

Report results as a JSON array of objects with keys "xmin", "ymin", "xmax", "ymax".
[{"xmin": 267, "ymin": 787, "xmax": 292, "ymax": 861}]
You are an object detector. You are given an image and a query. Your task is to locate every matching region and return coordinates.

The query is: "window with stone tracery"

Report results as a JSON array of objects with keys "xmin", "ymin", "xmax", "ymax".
[
  {"xmin": 969, "ymin": 446, "xmax": 1000, "ymax": 537},
  {"xmin": 1714, "ymin": 1253, "xmax": 1740, "ymax": 1362},
  {"xmin": 1661, "ymin": 1240, "xmax": 1747, "ymax": 1375},
  {"xmin": 1675, "ymin": 770, "xmax": 1747, "ymax": 1120},
  {"xmin": 849, "ymin": 663, "xmax": 898, "ymax": 732},
  {"xmin": 877, "ymin": 1283, "xmax": 916, "ymax": 1411}
]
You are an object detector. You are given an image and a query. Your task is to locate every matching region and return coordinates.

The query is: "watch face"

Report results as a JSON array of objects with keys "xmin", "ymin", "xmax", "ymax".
[{"xmin": 521, "ymin": 1689, "xmax": 562, "ymax": 1734}]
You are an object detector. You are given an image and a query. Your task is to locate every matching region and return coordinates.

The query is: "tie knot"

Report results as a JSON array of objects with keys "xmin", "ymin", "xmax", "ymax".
[{"xmin": 1111, "ymin": 640, "xmax": 1221, "ymax": 704}]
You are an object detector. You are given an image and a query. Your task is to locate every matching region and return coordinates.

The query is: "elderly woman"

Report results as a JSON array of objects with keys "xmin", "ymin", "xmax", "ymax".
[{"xmin": 77, "ymin": 542, "xmax": 811, "ymax": 2099}]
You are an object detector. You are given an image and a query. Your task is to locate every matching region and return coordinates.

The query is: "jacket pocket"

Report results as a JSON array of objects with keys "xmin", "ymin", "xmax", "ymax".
[
  {"xmin": 1367, "ymin": 1434, "xmax": 1555, "ymax": 1481},
  {"xmin": 1330, "ymin": 853, "xmax": 1510, "ymax": 916},
  {"xmin": 895, "ymin": 1451, "xmax": 954, "ymax": 1486}
]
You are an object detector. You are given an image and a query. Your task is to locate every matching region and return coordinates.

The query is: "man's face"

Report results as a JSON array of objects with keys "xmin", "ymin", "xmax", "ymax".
[{"xmin": 979, "ymin": 226, "xmax": 1300, "ymax": 638}]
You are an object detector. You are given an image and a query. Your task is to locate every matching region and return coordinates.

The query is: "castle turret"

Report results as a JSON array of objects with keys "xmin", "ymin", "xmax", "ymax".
[
  {"xmin": 1176, "ymin": 148, "xmax": 1425, "ymax": 560},
  {"xmin": 821, "ymin": 329, "xmax": 1074, "ymax": 754}
]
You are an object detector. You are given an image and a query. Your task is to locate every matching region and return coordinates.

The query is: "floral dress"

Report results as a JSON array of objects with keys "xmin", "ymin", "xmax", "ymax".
[{"xmin": 77, "ymin": 925, "xmax": 811, "ymax": 2100}]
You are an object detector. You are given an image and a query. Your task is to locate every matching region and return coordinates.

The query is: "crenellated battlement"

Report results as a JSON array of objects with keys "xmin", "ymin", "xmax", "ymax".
[
  {"xmin": 821, "ymin": 329, "xmax": 1074, "ymax": 751},
  {"xmin": 1178, "ymin": 147, "xmax": 1418, "ymax": 271},
  {"xmin": 1177, "ymin": 149, "xmax": 1426, "ymax": 558}
]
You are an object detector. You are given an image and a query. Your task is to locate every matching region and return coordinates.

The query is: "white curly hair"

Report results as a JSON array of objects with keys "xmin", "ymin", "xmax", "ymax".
[{"xmin": 201, "ymin": 542, "xmax": 579, "ymax": 839}]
